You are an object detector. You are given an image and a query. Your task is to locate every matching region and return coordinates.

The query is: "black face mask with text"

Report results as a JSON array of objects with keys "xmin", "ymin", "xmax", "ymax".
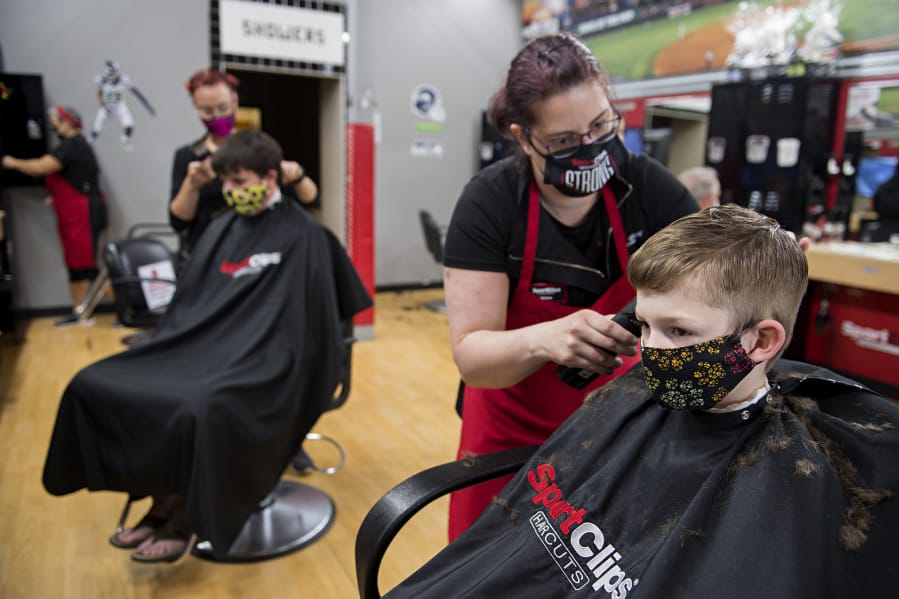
[{"xmin": 542, "ymin": 136, "xmax": 627, "ymax": 197}]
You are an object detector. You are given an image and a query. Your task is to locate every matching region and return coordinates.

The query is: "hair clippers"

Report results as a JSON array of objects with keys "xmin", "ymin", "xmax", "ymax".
[
  {"xmin": 192, "ymin": 146, "xmax": 213, "ymax": 161},
  {"xmin": 556, "ymin": 298, "xmax": 640, "ymax": 390}
]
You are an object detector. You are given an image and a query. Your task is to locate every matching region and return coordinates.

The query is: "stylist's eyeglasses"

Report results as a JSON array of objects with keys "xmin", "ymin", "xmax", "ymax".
[
  {"xmin": 526, "ymin": 110, "xmax": 622, "ymax": 159},
  {"xmin": 195, "ymin": 103, "xmax": 234, "ymax": 120}
]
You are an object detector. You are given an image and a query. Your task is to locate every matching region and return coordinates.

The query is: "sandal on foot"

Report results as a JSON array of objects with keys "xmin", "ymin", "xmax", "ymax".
[
  {"xmin": 131, "ymin": 520, "xmax": 192, "ymax": 563},
  {"xmin": 109, "ymin": 513, "xmax": 169, "ymax": 549}
]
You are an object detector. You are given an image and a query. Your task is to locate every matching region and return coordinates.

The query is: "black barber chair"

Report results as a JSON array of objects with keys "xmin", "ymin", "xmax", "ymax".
[
  {"xmin": 106, "ymin": 240, "xmax": 176, "ymax": 325},
  {"xmin": 110, "ymin": 226, "xmax": 368, "ymax": 564},
  {"xmin": 292, "ymin": 316, "xmax": 356, "ymax": 474},
  {"xmin": 418, "ymin": 210, "xmax": 447, "ymax": 313},
  {"xmin": 75, "ymin": 223, "xmax": 179, "ymax": 344},
  {"xmin": 192, "ymin": 317, "xmax": 358, "ymax": 562},
  {"xmin": 354, "ymin": 444, "xmax": 539, "ymax": 599},
  {"xmin": 110, "ymin": 317, "xmax": 359, "ymax": 564}
]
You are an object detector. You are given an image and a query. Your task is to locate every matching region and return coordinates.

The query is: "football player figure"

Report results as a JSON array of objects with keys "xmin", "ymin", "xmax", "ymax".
[{"xmin": 91, "ymin": 60, "xmax": 155, "ymax": 149}]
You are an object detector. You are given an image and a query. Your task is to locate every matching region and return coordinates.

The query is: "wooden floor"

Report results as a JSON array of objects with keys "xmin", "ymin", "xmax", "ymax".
[{"xmin": 0, "ymin": 289, "xmax": 460, "ymax": 599}]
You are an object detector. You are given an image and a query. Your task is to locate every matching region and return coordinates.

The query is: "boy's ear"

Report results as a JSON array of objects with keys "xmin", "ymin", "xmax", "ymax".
[{"xmin": 745, "ymin": 319, "xmax": 786, "ymax": 363}]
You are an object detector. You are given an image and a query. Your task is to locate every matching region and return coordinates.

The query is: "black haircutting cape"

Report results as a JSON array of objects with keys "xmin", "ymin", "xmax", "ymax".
[
  {"xmin": 42, "ymin": 198, "xmax": 371, "ymax": 558},
  {"xmin": 386, "ymin": 361, "xmax": 899, "ymax": 598}
]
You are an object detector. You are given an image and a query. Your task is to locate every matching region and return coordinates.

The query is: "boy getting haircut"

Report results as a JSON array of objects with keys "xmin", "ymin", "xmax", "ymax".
[
  {"xmin": 628, "ymin": 204, "xmax": 807, "ymax": 366},
  {"xmin": 382, "ymin": 208, "xmax": 899, "ymax": 599},
  {"xmin": 212, "ymin": 130, "xmax": 283, "ymax": 218},
  {"xmin": 42, "ymin": 123, "xmax": 372, "ymax": 563},
  {"xmin": 211, "ymin": 129, "xmax": 282, "ymax": 178}
]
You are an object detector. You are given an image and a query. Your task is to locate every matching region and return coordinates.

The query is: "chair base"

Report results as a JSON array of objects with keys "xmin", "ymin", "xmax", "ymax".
[
  {"xmin": 73, "ymin": 267, "xmax": 109, "ymax": 321},
  {"xmin": 192, "ymin": 480, "xmax": 336, "ymax": 563}
]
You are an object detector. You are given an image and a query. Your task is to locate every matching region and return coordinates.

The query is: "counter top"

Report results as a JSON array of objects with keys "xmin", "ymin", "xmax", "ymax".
[{"xmin": 805, "ymin": 241, "xmax": 899, "ymax": 295}]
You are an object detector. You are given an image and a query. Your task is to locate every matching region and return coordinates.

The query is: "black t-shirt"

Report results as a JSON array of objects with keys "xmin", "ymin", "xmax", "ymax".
[
  {"xmin": 168, "ymin": 137, "xmax": 303, "ymax": 253},
  {"xmin": 444, "ymin": 150, "xmax": 697, "ymax": 306},
  {"xmin": 50, "ymin": 134, "xmax": 101, "ymax": 197}
]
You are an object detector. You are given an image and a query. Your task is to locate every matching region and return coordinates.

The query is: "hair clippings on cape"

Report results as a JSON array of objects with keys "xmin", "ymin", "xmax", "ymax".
[{"xmin": 765, "ymin": 382, "xmax": 785, "ymax": 405}]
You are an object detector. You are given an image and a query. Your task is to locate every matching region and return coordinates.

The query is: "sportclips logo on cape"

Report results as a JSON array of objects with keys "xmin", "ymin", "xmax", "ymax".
[
  {"xmin": 561, "ymin": 149, "xmax": 615, "ymax": 194},
  {"xmin": 528, "ymin": 464, "xmax": 638, "ymax": 596},
  {"xmin": 220, "ymin": 252, "xmax": 281, "ymax": 278}
]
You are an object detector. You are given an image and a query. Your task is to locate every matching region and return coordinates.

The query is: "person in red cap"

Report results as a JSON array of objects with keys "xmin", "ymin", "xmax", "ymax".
[{"xmin": 2, "ymin": 105, "xmax": 108, "ymax": 326}]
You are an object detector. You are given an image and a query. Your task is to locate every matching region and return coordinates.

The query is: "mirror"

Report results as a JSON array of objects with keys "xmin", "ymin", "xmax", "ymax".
[{"xmin": 844, "ymin": 79, "xmax": 899, "ymax": 241}]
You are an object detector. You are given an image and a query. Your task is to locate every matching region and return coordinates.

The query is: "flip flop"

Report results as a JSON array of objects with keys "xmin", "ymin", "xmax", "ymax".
[
  {"xmin": 109, "ymin": 513, "xmax": 169, "ymax": 549},
  {"xmin": 131, "ymin": 520, "xmax": 192, "ymax": 563}
]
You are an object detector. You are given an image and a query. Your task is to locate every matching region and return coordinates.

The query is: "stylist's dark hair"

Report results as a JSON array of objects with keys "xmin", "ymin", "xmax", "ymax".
[
  {"xmin": 212, "ymin": 130, "xmax": 283, "ymax": 179},
  {"xmin": 489, "ymin": 32, "xmax": 612, "ymax": 136},
  {"xmin": 184, "ymin": 67, "xmax": 240, "ymax": 95}
]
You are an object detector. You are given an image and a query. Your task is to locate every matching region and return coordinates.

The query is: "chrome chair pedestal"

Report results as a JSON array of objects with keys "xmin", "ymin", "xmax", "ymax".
[{"xmin": 193, "ymin": 481, "xmax": 336, "ymax": 563}]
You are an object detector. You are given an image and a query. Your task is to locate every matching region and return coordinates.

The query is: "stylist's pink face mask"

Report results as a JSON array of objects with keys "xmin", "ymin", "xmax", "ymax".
[{"xmin": 203, "ymin": 113, "xmax": 236, "ymax": 137}]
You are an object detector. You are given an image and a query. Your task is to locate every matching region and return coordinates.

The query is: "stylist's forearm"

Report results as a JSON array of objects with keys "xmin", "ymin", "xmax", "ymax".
[
  {"xmin": 169, "ymin": 181, "xmax": 201, "ymax": 221},
  {"xmin": 296, "ymin": 177, "xmax": 318, "ymax": 204},
  {"xmin": 453, "ymin": 323, "xmax": 553, "ymax": 389},
  {"xmin": 3, "ymin": 156, "xmax": 58, "ymax": 177}
]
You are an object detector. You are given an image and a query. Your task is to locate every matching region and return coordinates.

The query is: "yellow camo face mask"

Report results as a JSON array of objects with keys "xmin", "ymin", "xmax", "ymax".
[{"xmin": 223, "ymin": 183, "xmax": 269, "ymax": 216}]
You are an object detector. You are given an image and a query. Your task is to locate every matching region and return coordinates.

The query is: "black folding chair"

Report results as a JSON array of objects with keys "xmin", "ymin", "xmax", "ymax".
[
  {"xmin": 418, "ymin": 210, "xmax": 447, "ymax": 313},
  {"xmin": 74, "ymin": 223, "xmax": 179, "ymax": 337}
]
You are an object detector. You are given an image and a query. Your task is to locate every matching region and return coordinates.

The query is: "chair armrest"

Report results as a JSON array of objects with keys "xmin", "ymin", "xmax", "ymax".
[
  {"xmin": 127, "ymin": 222, "xmax": 177, "ymax": 239},
  {"xmin": 354, "ymin": 444, "xmax": 539, "ymax": 599}
]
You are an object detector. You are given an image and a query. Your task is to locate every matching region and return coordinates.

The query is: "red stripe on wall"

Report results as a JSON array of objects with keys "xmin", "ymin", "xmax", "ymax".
[
  {"xmin": 346, "ymin": 122, "xmax": 376, "ymax": 327},
  {"xmin": 827, "ymin": 81, "xmax": 851, "ymax": 211}
]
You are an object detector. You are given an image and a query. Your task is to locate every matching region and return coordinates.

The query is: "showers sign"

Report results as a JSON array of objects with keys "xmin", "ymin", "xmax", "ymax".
[{"xmin": 219, "ymin": 0, "xmax": 345, "ymax": 66}]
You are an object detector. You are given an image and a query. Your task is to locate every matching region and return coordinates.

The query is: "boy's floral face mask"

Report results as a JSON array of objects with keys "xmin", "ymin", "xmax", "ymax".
[
  {"xmin": 223, "ymin": 183, "xmax": 268, "ymax": 216},
  {"xmin": 641, "ymin": 332, "xmax": 757, "ymax": 411}
]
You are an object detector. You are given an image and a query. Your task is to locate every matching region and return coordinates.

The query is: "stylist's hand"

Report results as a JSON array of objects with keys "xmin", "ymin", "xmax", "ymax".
[
  {"xmin": 186, "ymin": 157, "xmax": 215, "ymax": 189},
  {"xmin": 545, "ymin": 309, "xmax": 639, "ymax": 375},
  {"xmin": 280, "ymin": 160, "xmax": 304, "ymax": 185},
  {"xmin": 786, "ymin": 229, "xmax": 812, "ymax": 251}
]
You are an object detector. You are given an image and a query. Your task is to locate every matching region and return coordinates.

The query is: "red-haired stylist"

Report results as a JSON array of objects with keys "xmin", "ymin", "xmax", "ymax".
[
  {"xmin": 168, "ymin": 68, "xmax": 319, "ymax": 258},
  {"xmin": 2, "ymin": 105, "xmax": 107, "ymax": 326},
  {"xmin": 445, "ymin": 33, "xmax": 698, "ymax": 539}
]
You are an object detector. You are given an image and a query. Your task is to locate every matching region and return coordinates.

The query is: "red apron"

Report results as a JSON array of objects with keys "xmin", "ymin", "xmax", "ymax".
[
  {"xmin": 448, "ymin": 182, "xmax": 640, "ymax": 540},
  {"xmin": 45, "ymin": 172, "xmax": 96, "ymax": 271}
]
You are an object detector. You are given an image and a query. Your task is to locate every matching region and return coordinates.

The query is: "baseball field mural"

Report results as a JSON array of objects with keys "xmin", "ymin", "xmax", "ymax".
[{"xmin": 522, "ymin": 0, "xmax": 899, "ymax": 83}]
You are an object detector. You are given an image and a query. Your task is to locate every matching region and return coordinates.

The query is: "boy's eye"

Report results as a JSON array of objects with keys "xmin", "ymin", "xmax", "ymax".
[{"xmin": 671, "ymin": 327, "xmax": 693, "ymax": 337}]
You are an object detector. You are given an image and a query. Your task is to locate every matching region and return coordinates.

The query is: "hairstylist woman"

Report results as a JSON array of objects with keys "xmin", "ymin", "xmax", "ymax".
[
  {"xmin": 446, "ymin": 33, "xmax": 698, "ymax": 539},
  {"xmin": 168, "ymin": 68, "xmax": 318, "ymax": 257}
]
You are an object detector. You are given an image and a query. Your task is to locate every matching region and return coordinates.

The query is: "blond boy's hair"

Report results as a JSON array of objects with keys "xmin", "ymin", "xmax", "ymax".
[{"xmin": 627, "ymin": 205, "xmax": 808, "ymax": 366}]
